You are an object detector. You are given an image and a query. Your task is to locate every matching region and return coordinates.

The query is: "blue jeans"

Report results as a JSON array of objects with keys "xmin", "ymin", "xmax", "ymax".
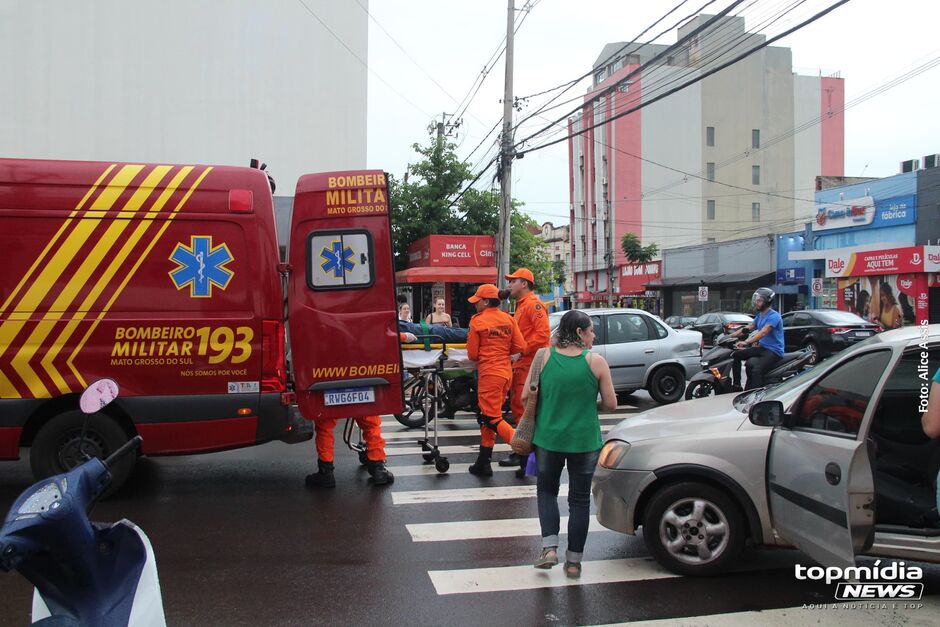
[{"xmin": 536, "ymin": 447, "xmax": 600, "ymax": 563}]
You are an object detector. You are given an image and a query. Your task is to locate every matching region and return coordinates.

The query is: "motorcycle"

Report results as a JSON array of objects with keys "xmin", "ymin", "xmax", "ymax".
[
  {"xmin": 684, "ymin": 333, "xmax": 814, "ymax": 400},
  {"xmin": 0, "ymin": 379, "xmax": 166, "ymax": 626}
]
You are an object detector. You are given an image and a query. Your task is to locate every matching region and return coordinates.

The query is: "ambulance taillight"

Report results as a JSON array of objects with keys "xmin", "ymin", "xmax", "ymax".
[{"xmin": 261, "ymin": 319, "xmax": 286, "ymax": 393}]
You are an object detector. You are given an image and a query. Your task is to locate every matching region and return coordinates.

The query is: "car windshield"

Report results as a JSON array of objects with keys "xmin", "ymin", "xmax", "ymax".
[
  {"xmin": 815, "ymin": 310, "xmax": 869, "ymax": 325},
  {"xmin": 724, "ymin": 314, "xmax": 752, "ymax": 322}
]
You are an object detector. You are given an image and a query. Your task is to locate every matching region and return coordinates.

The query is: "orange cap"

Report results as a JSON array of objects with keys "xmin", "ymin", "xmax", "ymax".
[
  {"xmin": 468, "ymin": 283, "xmax": 500, "ymax": 303},
  {"xmin": 505, "ymin": 268, "xmax": 535, "ymax": 284}
]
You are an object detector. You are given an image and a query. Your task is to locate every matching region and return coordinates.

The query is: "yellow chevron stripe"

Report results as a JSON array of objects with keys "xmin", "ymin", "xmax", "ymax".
[
  {"xmin": 67, "ymin": 166, "xmax": 212, "ymax": 388},
  {"xmin": 0, "ymin": 164, "xmax": 117, "ymax": 315},
  {"xmin": 42, "ymin": 166, "xmax": 175, "ymax": 394},
  {"xmin": 2, "ymin": 165, "xmax": 143, "ymax": 398}
]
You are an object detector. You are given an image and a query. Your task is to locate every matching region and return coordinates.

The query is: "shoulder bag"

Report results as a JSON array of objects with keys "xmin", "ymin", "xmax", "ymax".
[{"xmin": 510, "ymin": 347, "xmax": 549, "ymax": 456}]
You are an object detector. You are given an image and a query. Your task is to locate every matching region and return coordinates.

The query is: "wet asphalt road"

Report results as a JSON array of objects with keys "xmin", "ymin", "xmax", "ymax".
[{"xmin": 2, "ymin": 392, "xmax": 939, "ymax": 626}]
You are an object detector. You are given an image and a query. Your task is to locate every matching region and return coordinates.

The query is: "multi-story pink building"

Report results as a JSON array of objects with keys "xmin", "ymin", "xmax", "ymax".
[{"xmin": 568, "ymin": 14, "xmax": 844, "ymax": 306}]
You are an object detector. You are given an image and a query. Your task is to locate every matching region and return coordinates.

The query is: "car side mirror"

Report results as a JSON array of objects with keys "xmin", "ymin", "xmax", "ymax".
[{"xmin": 749, "ymin": 400, "xmax": 786, "ymax": 427}]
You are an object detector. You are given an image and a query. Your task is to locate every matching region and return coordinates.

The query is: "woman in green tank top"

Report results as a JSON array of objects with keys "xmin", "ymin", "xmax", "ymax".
[{"xmin": 527, "ymin": 310, "xmax": 616, "ymax": 579}]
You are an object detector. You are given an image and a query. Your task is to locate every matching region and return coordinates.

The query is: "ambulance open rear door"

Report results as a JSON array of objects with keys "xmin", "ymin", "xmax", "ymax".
[{"xmin": 287, "ymin": 170, "xmax": 404, "ymax": 420}]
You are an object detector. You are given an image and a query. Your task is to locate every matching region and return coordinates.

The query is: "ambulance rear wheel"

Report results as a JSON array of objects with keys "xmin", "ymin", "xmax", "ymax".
[{"xmin": 30, "ymin": 411, "xmax": 135, "ymax": 496}]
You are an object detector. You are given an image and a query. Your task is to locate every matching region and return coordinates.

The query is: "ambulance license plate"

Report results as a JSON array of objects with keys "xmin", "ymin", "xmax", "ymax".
[{"xmin": 324, "ymin": 387, "xmax": 375, "ymax": 406}]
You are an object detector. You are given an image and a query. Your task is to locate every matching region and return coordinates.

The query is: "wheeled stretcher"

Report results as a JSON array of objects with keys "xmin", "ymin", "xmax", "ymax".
[{"xmin": 397, "ymin": 336, "xmax": 477, "ymax": 474}]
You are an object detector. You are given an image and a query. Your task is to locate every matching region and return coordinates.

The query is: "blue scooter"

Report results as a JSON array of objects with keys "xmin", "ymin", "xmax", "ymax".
[{"xmin": 0, "ymin": 379, "xmax": 166, "ymax": 626}]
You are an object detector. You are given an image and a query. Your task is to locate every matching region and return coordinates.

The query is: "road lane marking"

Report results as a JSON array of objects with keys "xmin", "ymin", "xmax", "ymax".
[
  {"xmin": 380, "ymin": 411, "xmax": 635, "ymax": 427},
  {"xmin": 407, "ymin": 516, "xmax": 605, "ymax": 542},
  {"xmin": 393, "ymin": 483, "xmax": 567, "ymax": 505},
  {"xmin": 428, "ymin": 557, "xmax": 674, "ymax": 595}
]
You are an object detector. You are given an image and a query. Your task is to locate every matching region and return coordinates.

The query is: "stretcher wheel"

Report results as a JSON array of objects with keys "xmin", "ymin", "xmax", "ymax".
[
  {"xmin": 435, "ymin": 458, "xmax": 449, "ymax": 473},
  {"xmin": 358, "ymin": 450, "xmax": 368, "ymax": 465}
]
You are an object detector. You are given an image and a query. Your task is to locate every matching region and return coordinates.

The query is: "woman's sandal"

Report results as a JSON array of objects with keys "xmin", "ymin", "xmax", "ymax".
[
  {"xmin": 534, "ymin": 547, "xmax": 558, "ymax": 569},
  {"xmin": 564, "ymin": 561, "xmax": 582, "ymax": 579}
]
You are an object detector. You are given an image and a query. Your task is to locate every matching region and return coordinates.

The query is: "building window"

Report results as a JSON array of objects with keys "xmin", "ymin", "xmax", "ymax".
[
  {"xmin": 706, "ymin": 126, "xmax": 715, "ymax": 147},
  {"xmin": 752, "ymin": 129, "xmax": 760, "ymax": 149},
  {"xmin": 752, "ymin": 165, "xmax": 760, "ymax": 185},
  {"xmin": 706, "ymin": 237, "xmax": 716, "ymax": 243},
  {"xmin": 626, "ymin": 54, "xmax": 640, "ymax": 64},
  {"xmin": 752, "ymin": 202, "xmax": 760, "ymax": 222},
  {"xmin": 707, "ymin": 200, "xmax": 716, "ymax": 220},
  {"xmin": 706, "ymin": 162, "xmax": 715, "ymax": 181}
]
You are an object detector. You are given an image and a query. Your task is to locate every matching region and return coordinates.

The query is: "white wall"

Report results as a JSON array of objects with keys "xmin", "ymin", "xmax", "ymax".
[
  {"xmin": 793, "ymin": 75, "xmax": 822, "ymax": 222},
  {"xmin": 641, "ymin": 67, "xmax": 703, "ymax": 251},
  {"xmin": 0, "ymin": 0, "xmax": 367, "ymax": 193}
]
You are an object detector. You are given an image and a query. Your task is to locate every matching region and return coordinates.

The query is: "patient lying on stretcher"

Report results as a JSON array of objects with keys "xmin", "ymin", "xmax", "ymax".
[{"xmin": 398, "ymin": 320, "xmax": 468, "ymax": 343}]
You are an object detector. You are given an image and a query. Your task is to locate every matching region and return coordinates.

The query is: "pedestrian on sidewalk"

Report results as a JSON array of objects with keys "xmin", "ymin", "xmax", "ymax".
[
  {"xmin": 497, "ymin": 268, "xmax": 551, "ymax": 471},
  {"xmin": 466, "ymin": 284, "xmax": 527, "ymax": 477},
  {"xmin": 530, "ymin": 310, "xmax": 616, "ymax": 579}
]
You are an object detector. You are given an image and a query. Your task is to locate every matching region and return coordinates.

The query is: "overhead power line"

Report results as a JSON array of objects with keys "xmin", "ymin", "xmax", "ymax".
[
  {"xmin": 518, "ymin": 0, "xmax": 855, "ymax": 154},
  {"xmin": 295, "ymin": 0, "xmax": 432, "ymax": 118}
]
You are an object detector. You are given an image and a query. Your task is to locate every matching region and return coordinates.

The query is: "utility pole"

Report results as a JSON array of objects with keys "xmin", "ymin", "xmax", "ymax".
[
  {"xmin": 497, "ymin": 0, "xmax": 515, "ymax": 290},
  {"xmin": 428, "ymin": 112, "xmax": 461, "ymax": 145}
]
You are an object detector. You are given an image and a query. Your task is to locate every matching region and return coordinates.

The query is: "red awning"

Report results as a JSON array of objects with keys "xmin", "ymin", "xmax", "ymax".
[{"xmin": 395, "ymin": 266, "xmax": 498, "ymax": 284}]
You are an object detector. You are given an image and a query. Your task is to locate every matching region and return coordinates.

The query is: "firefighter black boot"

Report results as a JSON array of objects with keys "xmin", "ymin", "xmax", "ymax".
[
  {"xmin": 468, "ymin": 446, "xmax": 494, "ymax": 477},
  {"xmin": 367, "ymin": 460, "xmax": 395, "ymax": 485},
  {"xmin": 305, "ymin": 460, "xmax": 336, "ymax": 489}
]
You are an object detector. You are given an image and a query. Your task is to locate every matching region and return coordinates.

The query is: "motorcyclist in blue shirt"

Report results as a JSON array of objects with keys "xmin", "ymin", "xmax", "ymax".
[{"xmin": 728, "ymin": 287, "xmax": 784, "ymax": 390}]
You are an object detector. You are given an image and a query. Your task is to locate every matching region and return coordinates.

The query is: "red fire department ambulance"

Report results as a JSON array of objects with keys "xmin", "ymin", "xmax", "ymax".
[{"xmin": 0, "ymin": 158, "xmax": 404, "ymax": 489}]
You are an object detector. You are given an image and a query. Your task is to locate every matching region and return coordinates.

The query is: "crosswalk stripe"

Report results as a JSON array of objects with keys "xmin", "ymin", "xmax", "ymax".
[
  {"xmin": 381, "ymin": 424, "xmax": 615, "ymax": 440},
  {"xmin": 393, "ymin": 483, "xmax": 566, "ymax": 505},
  {"xmin": 379, "ymin": 411, "xmax": 633, "ymax": 428},
  {"xmin": 407, "ymin": 516, "xmax": 605, "ymax": 542},
  {"xmin": 427, "ymin": 557, "xmax": 674, "ymax": 595},
  {"xmin": 384, "ymin": 443, "xmax": 512, "ymax": 457},
  {"xmin": 387, "ymin": 463, "xmax": 520, "ymax": 478},
  {"xmin": 593, "ymin": 596, "xmax": 940, "ymax": 626}
]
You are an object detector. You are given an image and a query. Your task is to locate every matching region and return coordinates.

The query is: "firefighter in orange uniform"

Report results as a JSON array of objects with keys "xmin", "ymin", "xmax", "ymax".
[
  {"xmin": 305, "ymin": 331, "xmax": 416, "ymax": 488},
  {"xmin": 466, "ymin": 284, "xmax": 527, "ymax": 476},
  {"xmin": 499, "ymin": 268, "xmax": 552, "ymax": 468}
]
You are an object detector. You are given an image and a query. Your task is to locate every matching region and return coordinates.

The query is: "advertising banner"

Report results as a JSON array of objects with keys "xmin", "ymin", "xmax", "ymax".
[
  {"xmin": 407, "ymin": 235, "xmax": 496, "ymax": 268},
  {"xmin": 837, "ymin": 273, "xmax": 928, "ymax": 327},
  {"xmin": 825, "ymin": 246, "xmax": 925, "ymax": 278},
  {"xmin": 813, "ymin": 194, "xmax": 915, "ymax": 232}
]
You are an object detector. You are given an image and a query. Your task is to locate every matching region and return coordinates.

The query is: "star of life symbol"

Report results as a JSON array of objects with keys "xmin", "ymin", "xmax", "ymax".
[
  {"xmin": 170, "ymin": 236, "xmax": 234, "ymax": 297},
  {"xmin": 320, "ymin": 240, "xmax": 356, "ymax": 278}
]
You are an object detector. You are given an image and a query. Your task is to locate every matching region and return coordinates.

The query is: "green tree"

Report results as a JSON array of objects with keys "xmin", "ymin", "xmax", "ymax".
[
  {"xmin": 620, "ymin": 232, "xmax": 659, "ymax": 264},
  {"xmin": 551, "ymin": 259, "xmax": 567, "ymax": 289},
  {"xmin": 389, "ymin": 138, "xmax": 549, "ymax": 290}
]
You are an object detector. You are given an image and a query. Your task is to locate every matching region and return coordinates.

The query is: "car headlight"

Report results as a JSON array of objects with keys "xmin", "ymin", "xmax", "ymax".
[
  {"xmin": 598, "ymin": 439, "xmax": 631, "ymax": 469},
  {"xmin": 700, "ymin": 360, "xmax": 709, "ymax": 367}
]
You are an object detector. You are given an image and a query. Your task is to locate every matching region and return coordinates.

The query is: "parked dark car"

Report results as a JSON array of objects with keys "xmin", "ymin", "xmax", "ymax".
[
  {"xmin": 781, "ymin": 309, "xmax": 882, "ymax": 364},
  {"xmin": 689, "ymin": 312, "xmax": 753, "ymax": 346},
  {"xmin": 664, "ymin": 315, "xmax": 697, "ymax": 330}
]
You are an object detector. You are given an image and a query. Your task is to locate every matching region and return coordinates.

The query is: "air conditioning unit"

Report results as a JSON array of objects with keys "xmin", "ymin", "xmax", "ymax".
[
  {"xmin": 923, "ymin": 154, "xmax": 939, "ymax": 169},
  {"xmin": 601, "ymin": 177, "xmax": 608, "ymax": 185},
  {"xmin": 901, "ymin": 159, "xmax": 920, "ymax": 173}
]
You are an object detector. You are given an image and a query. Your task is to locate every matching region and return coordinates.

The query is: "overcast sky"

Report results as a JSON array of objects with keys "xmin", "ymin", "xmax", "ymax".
[{"xmin": 363, "ymin": 0, "xmax": 940, "ymax": 229}]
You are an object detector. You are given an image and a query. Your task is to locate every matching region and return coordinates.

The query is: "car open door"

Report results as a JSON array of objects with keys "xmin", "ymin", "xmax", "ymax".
[
  {"xmin": 764, "ymin": 348, "xmax": 894, "ymax": 568},
  {"xmin": 287, "ymin": 170, "xmax": 404, "ymax": 420}
]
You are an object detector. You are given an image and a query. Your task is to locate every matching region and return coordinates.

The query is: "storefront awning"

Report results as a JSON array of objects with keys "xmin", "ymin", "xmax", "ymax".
[
  {"xmin": 395, "ymin": 266, "xmax": 498, "ymax": 284},
  {"xmin": 646, "ymin": 271, "xmax": 774, "ymax": 287}
]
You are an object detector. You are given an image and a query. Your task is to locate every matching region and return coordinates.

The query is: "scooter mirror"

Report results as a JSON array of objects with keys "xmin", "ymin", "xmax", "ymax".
[{"xmin": 79, "ymin": 379, "xmax": 119, "ymax": 414}]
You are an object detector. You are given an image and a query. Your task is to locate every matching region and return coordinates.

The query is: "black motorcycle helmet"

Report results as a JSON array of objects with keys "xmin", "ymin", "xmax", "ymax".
[{"xmin": 752, "ymin": 287, "xmax": 775, "ymax": 311}]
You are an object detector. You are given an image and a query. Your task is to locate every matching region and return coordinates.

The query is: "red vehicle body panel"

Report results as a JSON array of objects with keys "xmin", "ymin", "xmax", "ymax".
[
  {"xmin": 288, "ymin": 171, "xmax": 404, "ymax": 420},
  {"xmin": 0, "ymin": 158, "xmax": 402, "ymax": 462}
]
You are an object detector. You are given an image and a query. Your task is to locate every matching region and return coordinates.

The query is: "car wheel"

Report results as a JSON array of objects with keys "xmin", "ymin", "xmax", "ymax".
[
  {"xmin": 684, "ymin": 380, "xmax": 714, "ymax": 400},
  {"xmin": 30, "ymin": 411, "xmax": 136, "ymax": 496},
  {"xmin": 648, "ymin": 365, "xmax": 684, "ymax": 404},
  {"xmin": 804, "ymin": 340, "xmax": 819, "ymax": 365},
  {"xmin": 642, "ymin": 481, "xmax": 746, "ymax": 576}
]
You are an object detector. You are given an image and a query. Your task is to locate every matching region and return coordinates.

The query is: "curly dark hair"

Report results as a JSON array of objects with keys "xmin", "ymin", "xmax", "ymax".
[{"xmin": 553, "ymin": 310, "xmax": 592, "ymax": 348}]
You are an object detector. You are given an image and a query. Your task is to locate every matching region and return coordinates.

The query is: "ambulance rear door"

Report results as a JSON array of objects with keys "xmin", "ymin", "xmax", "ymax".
[{"xmin": 287, "ymin": 170, "xmax": 404, "ymax": 420}]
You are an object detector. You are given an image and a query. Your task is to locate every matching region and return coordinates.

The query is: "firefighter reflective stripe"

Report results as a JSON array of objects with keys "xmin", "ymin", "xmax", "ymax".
[{"xmin": 65, "ymin": 167, "xmax": 211, "ymax": 388}]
